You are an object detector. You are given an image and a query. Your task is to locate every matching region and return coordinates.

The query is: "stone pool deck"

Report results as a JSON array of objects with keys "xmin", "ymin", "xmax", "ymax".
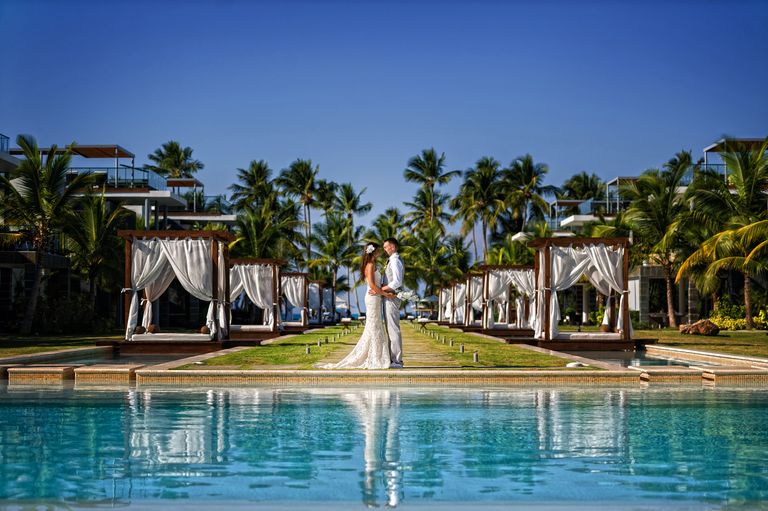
[{"xmin": 2, "ymin": 341, "xmax": 768, "ymax": 387}]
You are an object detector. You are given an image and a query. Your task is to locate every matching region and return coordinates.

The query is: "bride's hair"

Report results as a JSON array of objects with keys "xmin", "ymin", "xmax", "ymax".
[{"xmin": 360, "ymin": 242, "xmax": 379, "ymax": 280}]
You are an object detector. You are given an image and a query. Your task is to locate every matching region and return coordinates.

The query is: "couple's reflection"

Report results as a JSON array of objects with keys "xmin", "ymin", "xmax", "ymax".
[{"xmin": 341, "ymin": 389, "xmax": 403, "ymax": 508}]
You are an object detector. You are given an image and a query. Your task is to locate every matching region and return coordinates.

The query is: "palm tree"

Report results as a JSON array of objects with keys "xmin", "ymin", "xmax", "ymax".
[
  {"xmin": 403, "ymin": 148, "xmax": 460, "ymax": 222},
  {"xmin": 228, "ymin": 160, "xmax": 274, "ymax": 212},
  {"xmin": 336, "ymin": 183, "xmax": 372, "ymax": 315},
  {"xmin": 623, "ymin": 151, "xmax": 693, "ymax": 328},
  {"xmin": 277, "ymin": 159, "xmax": 319, "ymax": 268},
  {"xmin": 63, "ymin": 191, "xmax": 132, "ymax": 309},
  {"xmin": 230, "ymin": 197, "xmax": 302, "ymax": 260},
  {"xmin": 486, "ymin": 233, "xmax": 534, "ymax": 266},
  {"xmin": 145, "ymin": 140, "xmax": 204, "ymax": 178},
  {"xmin": 558, "ymin": 171, "xmax": 605, "ymax": 215},
  {"xmin": 310, "ymin": 213, "xmax": 356, "ymax": 319},
  {"xmin": 315, "ymin": 179, "xmax": 339, "ymax": 218},
  {"xmin": 365, "ymin": 207, "xmax": 407, "ymax": 243},
  {"xmin": 451, "ymin": 157, "xmax": 505, "ymax": 262},
  {"xmin": 404, "ymin": 187, "xmax": 452, "ymax": 232},
  {"xmin": 0, "ymin": 135, "xmax": 96, "ymax": 334},
  {"xmin": 501, "ymin": 154, "xmax": 558, "ymax": 231},
  {"xmin": 676, "ymin": 138, "xmax": 768, "ymax": 328},
  {"xmin": 402, "ymin": 221, "xmax": 452, "ymax": 299}
]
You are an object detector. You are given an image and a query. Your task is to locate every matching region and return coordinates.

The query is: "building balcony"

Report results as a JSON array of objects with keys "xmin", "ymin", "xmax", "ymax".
[{"xmin": 68, "ymin": 166, "xmax": 167, "ymax": 191}]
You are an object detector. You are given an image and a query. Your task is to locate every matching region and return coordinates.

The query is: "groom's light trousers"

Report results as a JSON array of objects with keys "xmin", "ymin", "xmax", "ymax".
[{"xmin": 384, "ymin": 298, "xmax": 402, "ymax": 365}]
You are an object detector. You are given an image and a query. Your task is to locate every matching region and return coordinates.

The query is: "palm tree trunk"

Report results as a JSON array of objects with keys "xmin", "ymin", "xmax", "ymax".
[
  {"xmin": 20, "ymin": 252, "xmax": 44, "ymax": 335},
  {"xmin": 89, "ymin": 274, "xmax": 98, "ymax": 312},
  {"xmin": 471, "ymin": 225, "xmax": 478, "ymax": 261},
  {"xmin": 305, "ymin": 204, "xmax": 312, "ymax": 271},
  {"xmin": 744, "ymin": 273, "xmax": 754, "ymax": 329},
  {"xmin": 664, "ymin": 267, "xmax": 677, "ymax": 328},
  {"xmin": 482, "ymin": 219, "xmax": 488, "ymax": 262}
]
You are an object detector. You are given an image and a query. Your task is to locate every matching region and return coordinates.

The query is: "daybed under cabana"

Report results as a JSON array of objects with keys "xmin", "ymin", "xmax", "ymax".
[
  {"xmin": 119, "ymin": 230, "xmax": 233, "ymax": 347},
  {"xmin": 528, "ymin": 237, "xmax": 633, "ymax": 351},
  {"xmin": 478, "ymin": 265, "xmax": 536, "ymax": 340},
  {"xmin": 280, "ymin": 272, "xmax": 309, "ymax": 333},
  {"xmin": 308, "ymin": 280, "xmax": 324, "ymax": 325},
  {"xmin": 228, "ymin": 258, "xmax": 282, "ymax": 342}
]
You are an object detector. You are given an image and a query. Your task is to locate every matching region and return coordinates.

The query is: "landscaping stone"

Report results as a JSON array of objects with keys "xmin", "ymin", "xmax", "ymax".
[{"xmin": 680, "ymin": 319, "xmax": 720, "ymax": 336}]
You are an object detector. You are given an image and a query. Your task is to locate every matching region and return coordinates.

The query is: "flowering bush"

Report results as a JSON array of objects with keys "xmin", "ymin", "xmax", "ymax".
[{"xmin": 708, "ymin": 299, "xmax": 767, "ymax": 330}]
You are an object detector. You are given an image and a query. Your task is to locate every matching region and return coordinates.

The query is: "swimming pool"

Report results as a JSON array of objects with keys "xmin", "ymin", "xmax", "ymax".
[
  {"xmin": 0, "ymin": 386, "xmax": 765, "ymax": 508},
  {"xmin": 566, "ymin": 350, "xmax": 716, "ymax": 368},
  {"xmin": 41, "ymin": 351, "xmax": 183, "ymax": 366}
]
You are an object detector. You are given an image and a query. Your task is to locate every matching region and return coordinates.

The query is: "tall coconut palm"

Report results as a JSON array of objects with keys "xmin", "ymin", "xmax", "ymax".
[
  {"xmin": 145, "ymin": 140, "xmax": 204, "ymax": 178},
  {"xmin": 230, "ymin": 197, "xmax": 302, "ymax": 260},
  {"xmin": 487, "ymin": 233, "xmax": 534, "ymax": 266},
  {"xmin": 277, "ymin": 159, "xmax": 319, "ymax": 268},
  {"xmin": 336, "ymin": 183, "xmax": 372, "ymax": 314},
  {"xmin": 402, "ymin": 221, "xmax": 452, "ymax": 299},
  {"xmin": 310, "ymin": 213, "xmax": 355, "ymax": 319},
  {"xmin": 63, "ymin": 191, "xmax": 132, "ymax": 309},
  {"xmin": 676, "ymin": 138, "xmax": 768, "ymax": 328},
  {"xmin": 365, "ymin": 207, "xmax": 407, "ymax": 243},
  {"xmin": 0, "ymin": 135, "xmax": 97, "ymax": 334},
  {"xmin": 623, "ymin": 151, "xmax": 693, "ymax": 328},
  {"xmin": 450, "ymin": 157, "xmax": 505, "ymax": 262},
  {"xmin": 501, "ymin": 154, "xmax": 558, "ymax": 230},
  {"xmin": 403, "ymin": 148, "xmax": 460, "ymax": 222},
  {"xmin": 229, "ymin": 160, "xmax": 274, "ymax": 212},
  {"xmin": 404, "ymin": 187, "xmax": 452, "ymax": 232}
]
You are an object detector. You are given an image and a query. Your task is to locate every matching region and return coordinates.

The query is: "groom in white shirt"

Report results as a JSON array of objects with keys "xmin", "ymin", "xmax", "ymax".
[{"xmin": 379, "ymin": 237, "xmax": 404, "ymax": 368}]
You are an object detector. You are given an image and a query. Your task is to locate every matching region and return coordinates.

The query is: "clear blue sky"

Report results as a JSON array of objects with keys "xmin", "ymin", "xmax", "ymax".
[{"xmin": 1, "ymin": 0, "xmax": 766, "ymax": 227}]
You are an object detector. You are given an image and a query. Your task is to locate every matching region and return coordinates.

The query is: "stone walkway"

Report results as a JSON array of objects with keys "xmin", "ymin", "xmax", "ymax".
[{"xmin": 318, "ymin": 323, "xmax": 460, "ymax": 368}]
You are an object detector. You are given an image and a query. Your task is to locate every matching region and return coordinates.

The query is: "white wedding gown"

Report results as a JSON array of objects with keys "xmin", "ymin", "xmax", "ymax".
[{"xmin": 322, "ymin": 270, "xmax": 391, "ymax": 369}]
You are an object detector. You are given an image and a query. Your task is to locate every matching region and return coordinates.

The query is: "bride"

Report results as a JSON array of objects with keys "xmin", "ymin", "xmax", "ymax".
[{"xmin": 321, "ymin": 242, "xmax": 395, "ymax": 369}]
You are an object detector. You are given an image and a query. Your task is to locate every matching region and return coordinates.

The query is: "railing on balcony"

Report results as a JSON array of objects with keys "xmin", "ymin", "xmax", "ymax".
[
  {"xmin": 0, "ymin": 134, "xmax": 9, "ymax": 153},
  {"xmin": 0, "ymin": 227, "xmax": 65, "ymax": 255},
  {"xmin": 67, "ymin": 166, "xmax": 167, "ymax": 191},
  {"xmin": 178, "ymin": 193, "xmax": 233, "ymax": 214}
]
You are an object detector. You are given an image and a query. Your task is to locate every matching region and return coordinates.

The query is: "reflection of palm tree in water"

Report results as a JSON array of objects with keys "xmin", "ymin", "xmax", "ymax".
[{"xmin": 341, "ymin": 389, "xmax": 403, "ymax": 508}]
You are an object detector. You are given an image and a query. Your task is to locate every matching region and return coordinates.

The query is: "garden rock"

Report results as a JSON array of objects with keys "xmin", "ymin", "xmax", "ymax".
[{"xmin": 680, "ymin": 319, "xmax": 719, "ymax": 336}]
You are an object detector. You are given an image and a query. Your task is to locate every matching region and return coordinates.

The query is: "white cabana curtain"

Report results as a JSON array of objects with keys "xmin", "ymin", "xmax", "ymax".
[
  {"xmin": 445, "ymin": 288, "xmax": 454, "ymax": 323},
  {"xmin": 125, "ymin": 238, "xmax": 219, "ymax": 340},
  {"xmin": 454, "ymin": 283, "xmax": 466, "ymax": 323},
  {"xmin": 141, "ymin": 263, "xmax": 175, "ymax": 329},
  {"xmin": 439, "ymin": 289, "xmax": 451, "ymax": 321},
  {"xmin": 126, "ymin": 238, "xmax": 170, "ymax": 339},
  {"xmin": 509, "ymin": 269, "xmax": 536, "ymax": 328},
  {"xmin": 308, "ymin": 283, "xmax": 321, "ymax": 322},
  {"xmin": 282, "ymin": 275, "xmax": 306, "ymax": 323},
  {"xmin": 585, "ymin": 244, "xmax": 631, "ymax": 335},
  {"xmin": 230, "ymin": 264, "xmax": 275, "ymax": 327},
  {"xmin": 159, "ymin": 238, "xmax": 218, "ymax": 338},
  {"xmin": 485, "ymin": 270, "xmax": 511, "ymax": 328}
]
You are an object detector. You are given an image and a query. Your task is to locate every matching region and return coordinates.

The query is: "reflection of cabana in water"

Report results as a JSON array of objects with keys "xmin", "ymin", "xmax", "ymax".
[
  {"xmin": 308, "ymin": 280, "xmax": 325, "ymax": 325},
  {"xmin": 228, "ymin": 258, "xmax": 282, "ymax": 342},
  {"xmin": 529, "ymin": 237, "xmax": 633, "ymax": 351},
  {"xmin": 478, "ymin": 265, "xmax": 536, "ymax": 339},
  {"xmin": 280, "ymin": 272, "xmax": 309, "ymax": 333},
  {"xmin": 120, "ymin": 230, "xmax": 232, "ymax": 343}
]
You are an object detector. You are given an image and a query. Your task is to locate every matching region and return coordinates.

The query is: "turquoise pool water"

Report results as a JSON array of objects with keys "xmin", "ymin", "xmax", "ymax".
[{"xmin": 0, "ymin": 386, "xmax": 766, "ymax": 509}]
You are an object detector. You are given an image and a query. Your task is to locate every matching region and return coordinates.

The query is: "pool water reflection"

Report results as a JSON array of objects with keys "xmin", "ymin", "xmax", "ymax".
[{"xmin": 0, "ymin": 386, "xmax": 766, "ymax": 507}]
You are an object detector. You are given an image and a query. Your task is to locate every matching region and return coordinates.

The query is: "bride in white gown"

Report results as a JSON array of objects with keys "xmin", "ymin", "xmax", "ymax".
[{"xmin": 321, "ymin": 242, "xmax": 394, "ymax": 369}]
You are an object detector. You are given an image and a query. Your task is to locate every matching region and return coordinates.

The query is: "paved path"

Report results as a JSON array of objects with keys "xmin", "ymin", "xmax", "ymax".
[{"xmin": 319, "ymin": 322, "xmax": 460, "ymax": 368}]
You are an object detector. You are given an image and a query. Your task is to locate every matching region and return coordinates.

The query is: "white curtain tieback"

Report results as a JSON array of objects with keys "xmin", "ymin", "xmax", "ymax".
[{"xmin": 121, "ymin": 288, "xmax": 135, "ymax": 293}]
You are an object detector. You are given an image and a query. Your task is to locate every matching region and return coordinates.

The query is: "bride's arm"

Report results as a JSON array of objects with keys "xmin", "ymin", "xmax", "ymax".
[{"xmin": 365, "ymin": 263, "xmax": 394, "ymax": 297}]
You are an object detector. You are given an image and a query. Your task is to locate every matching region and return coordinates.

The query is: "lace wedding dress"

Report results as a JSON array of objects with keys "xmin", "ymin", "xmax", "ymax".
[{"xmin": 321, "ymin": 270, "xmax": 391, "ymax": 369}]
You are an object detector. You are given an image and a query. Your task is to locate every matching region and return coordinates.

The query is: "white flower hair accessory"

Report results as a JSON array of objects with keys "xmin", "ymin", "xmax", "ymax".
[{"xmin": 365, "ymin": 244, "xmax": 375, "ymax": 254}]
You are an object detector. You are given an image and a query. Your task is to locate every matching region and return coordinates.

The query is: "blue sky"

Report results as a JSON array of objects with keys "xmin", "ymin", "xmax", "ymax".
[{"xmin": 1, "ymin": 0, "xmax": 766, "ymax": 227}]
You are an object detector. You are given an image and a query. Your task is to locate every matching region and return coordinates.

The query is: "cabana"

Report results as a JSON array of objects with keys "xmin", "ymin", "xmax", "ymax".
[
  {"xmin": 437, "ymin": 287, "xmax": 452, "ymax": 325},
  {"xmin": 120, "ymin": 230, "xmax": 232, "ymax": 343},
  {"xmin": 280, "ymin": 272, "xmax": 309, "ymax": 333},
  {"xmin": 308, "ymin": 280, "xmax": 324, "ymax": 325},
  {"xmin": 228, "ymin": 258, "xmax": 282, "ymax": 342},
  {"xmin": 479, "ymin": 265, "xmax": 536, "ymax": 339},
  {"xmin": 322, "ymin": 287, "xmax": 337, "ymax": 324},
  {"xmin": 529, "ymin": 237, "xmax": 632, "ymax": 350}
]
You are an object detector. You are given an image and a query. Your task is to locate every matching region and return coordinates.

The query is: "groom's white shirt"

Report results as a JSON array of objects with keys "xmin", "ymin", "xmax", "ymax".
[{"xmin": 384, "ymin": 252, "xmax": 404, "ymax": 293}]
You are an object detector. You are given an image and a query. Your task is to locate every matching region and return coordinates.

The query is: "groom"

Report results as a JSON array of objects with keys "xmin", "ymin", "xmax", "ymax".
[{"xmin": 380, "ymin": 237, "xmax": 404, "ymax": 369}]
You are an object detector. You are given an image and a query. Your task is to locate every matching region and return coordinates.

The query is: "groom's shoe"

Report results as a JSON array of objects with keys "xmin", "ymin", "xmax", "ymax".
[{"xmin": 389, "ymin": 362, "xmax": 403, "ymax": 369}]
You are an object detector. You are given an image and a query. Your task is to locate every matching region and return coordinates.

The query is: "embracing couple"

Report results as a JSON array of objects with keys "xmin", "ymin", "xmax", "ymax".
[{"xmin": 322, "ymin": 238, "xmax": 404, "ymax": 370}]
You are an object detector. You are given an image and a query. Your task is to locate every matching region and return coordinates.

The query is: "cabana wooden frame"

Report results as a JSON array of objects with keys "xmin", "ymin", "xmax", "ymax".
[
  {"xmin": 528, "ymin": 237, "xmax": 631, "ymax": 342},
  {"xmin": 118, "ymin": 230, "xmax": 234, "ymax": 340}
]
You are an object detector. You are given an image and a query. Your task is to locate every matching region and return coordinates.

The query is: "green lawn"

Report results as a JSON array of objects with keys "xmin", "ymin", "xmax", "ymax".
[
  {"xmin": 0, "ymin": 334, "xmax": 119, "ymax": 358},
  {"xmin": 634, "ymin": 328, "xmax": 768, "ymax": 358},
  {"xmin": 179, "ymin": 324, "xmax": 354, "ymax": 370},
  {"xmin": 413, "ymin": 324, "xmax": 588, "ymax": 369}
]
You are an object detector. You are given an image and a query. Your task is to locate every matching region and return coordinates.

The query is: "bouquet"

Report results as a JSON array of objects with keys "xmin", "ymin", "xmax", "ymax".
[{"xmin": 395, "ymin": 289, "xmax": 420, "ymax": 304}]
